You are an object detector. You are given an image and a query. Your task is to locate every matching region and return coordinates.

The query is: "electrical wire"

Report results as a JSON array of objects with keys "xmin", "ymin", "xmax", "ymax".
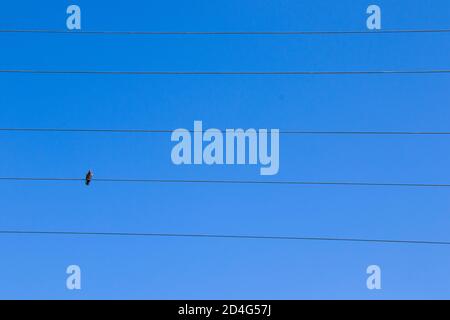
[
  {"xmin": 1, "ymin": 29, "xmax": 450, "ymax": 35},
  {"xmin": 1, "ymin": 177, "xmax": 450, "ymax": 188},
  {"xmin": 1, "ymin": 128, "xmax": 450, "ymax": 135},
  {"xmin": 0, "ymin": 229, "xmax": 448, "ymax": 246},
  {"xmin": 0, "ymin": 69, "xmax": 449, "ymax": 76}
]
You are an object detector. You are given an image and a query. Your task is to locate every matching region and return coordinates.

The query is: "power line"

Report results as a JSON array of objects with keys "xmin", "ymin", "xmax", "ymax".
[
  {"xmin": 0, "ymin": 229, "xmax": 448, "ymax": 246},
  {"xmin": 1, "ymin": 128, "xmax": 450, "ymax": 135},
  {"xmin": 0, "ymin": 69, "xmax": 449, "ymax": 76},
  {"xmin": 0, "ymin": 177, "xmax": 83, "ymax": 182},
  {"xmin": 1, "ymin": 177, "xmax": 450, "ymax": 188},
  {"xmin": 0, "ymin": 29, "xmax": 450, "ymax": 36}
]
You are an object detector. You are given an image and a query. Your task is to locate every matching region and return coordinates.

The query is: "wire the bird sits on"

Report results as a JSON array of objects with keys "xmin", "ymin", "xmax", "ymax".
[{"xmin": 2, "ymin": 176, "xmax": 450, "ymax": 188}]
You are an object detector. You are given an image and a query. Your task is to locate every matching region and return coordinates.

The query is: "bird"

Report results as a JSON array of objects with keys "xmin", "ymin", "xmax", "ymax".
[{"xmin": 85, "ymin": 170, "xmax": 93, "ymax": 186}]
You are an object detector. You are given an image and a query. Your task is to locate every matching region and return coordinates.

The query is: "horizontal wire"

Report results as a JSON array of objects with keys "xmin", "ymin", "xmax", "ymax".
[
  {"xmin": 0, "ymin": 177, "xmax": 84, "ymax": 182},
  {"xmin": 0, "ymin": 29, "xmax": 450, "ymax": 35},
  {"xmin": 0, "ymin": 229, "xmax": 448, "ymax": 246},
  {"xmin": 1, "ymin": 128, "xmax": 450, "ymax": 135},
  {"xmin": 0, "ymin": 69, "xmax": 449, "ymax": 76},
  {"xmin": 1, "ymin": 177, "xmax": 450, "ymax": 188}
]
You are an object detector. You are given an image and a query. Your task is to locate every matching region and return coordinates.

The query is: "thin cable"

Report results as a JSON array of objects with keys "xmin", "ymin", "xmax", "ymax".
[
  {"xmin": 1, "ymin": 128, "xmax": 450, "ymax": 135},
  {"xmin": 0, "ymin": 229, "xmax": 448, "ymax": 246},
  {"xmin": 1, "ymin": 177, "xmax": 450, "ymax": 188},
  {"xmin": 0, "ymin": 29, "xmax": 450, "ymax": 35},
  {"xmin": 0, "ymin": 69, "xmax": 449, "ymax": 76},
  {"xmin": 0, "ymin": 177, "xmax": 83, "ymax": 182}
]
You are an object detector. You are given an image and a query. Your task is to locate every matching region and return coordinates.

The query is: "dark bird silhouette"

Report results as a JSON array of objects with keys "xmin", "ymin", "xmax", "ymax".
[{"xmin": 85, "ymin": 170, "xmax": 93, "ymax": 186}]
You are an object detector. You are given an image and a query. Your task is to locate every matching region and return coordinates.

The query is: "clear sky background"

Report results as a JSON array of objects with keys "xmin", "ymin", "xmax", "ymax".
[{"xmin": 0, "ymin": 0, "xmax": 450, "ymax": 299}]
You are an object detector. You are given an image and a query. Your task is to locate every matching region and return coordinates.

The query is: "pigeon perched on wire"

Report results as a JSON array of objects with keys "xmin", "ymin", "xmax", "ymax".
[{"xmin": 85, "ymin": 170, "xmax": 93, "ymax": 186}]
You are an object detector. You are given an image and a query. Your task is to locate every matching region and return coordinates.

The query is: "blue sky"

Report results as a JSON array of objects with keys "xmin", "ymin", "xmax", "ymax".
[{"xmin": 0, "ymin": 0, "xmax": 450, "ymax": 299}]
